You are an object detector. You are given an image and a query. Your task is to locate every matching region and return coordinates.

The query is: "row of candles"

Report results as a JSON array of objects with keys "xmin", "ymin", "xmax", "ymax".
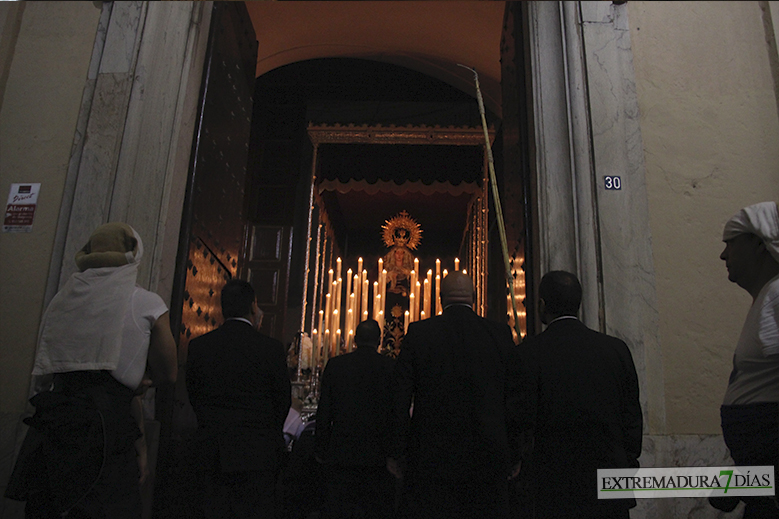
[{"xmin": 309, "ymin": 256, "xmax": 464, "ymax": 368}]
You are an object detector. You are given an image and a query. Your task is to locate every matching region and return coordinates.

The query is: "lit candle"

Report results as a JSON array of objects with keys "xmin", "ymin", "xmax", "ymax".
[
  {"xmin": 335, "ymin": 329, "xmax": 341, "ymax": 357},
  {"xmin": 328, "ymin": 268, "xmax": 334, "ymax": 292},
  {"xmin": 377, "ymin": 311, "xmax": 384, "ymax": 340},
  {"xmin": 378, "ymin": 257, "xmax": 383, "ymax": 277},
  {"xmin": 454, "ymin": 258, "xmax": 459, "ymax": 271},
  {"xmin": 409, "ymin": 292, "xmax": 416, "ymax": 322},
  {"xmin": 414, "ymin": 258, "xmax": 419, "ymax": 276},
  {"xmin": 347, "ymin": 329, "xmax": 354, "ymax": 353},
  {"xmin": 443, "ymin": 268, "xmax": 448, "ymax": 278},
  {"xmin": 332, "ymin": 309, "xmax": 339, "ymax": 346},
  {"xmin": 323, "ymin": 329, "xmax": 330, "ymax": 366},
  {"xmin": 436, "ymin": 258, "xmax": 441, "ymax": 280},
  {"xmin": 373, "ymin": 281, "xmax": 380, "ymax": 319},
  {"xmin": 435, "ymin": 274, "xmax": 441, "ymax": 315},
  {"xmin": 404, "ymin": 310, "xmax": 410, "ymax": 334},
  {"xmin": 424, "ymin": 277, "xmax": 431, "ymax": 318},
  {"xmin": 335, "ymin": 278, "xmax": 343, "ymax": 332},
  {"xmin": 362, "ymin": 273, "xmax": 369, "ymax": 318},
  {"xmin": 353, "ymin": 273, "xmax": 360, "ymax": 321},
  {"xmin": 415, "ymin": 281, "xmax": 421, "ymax": 322},
  {"xmin": 302, "ymin": 333, "xmax": 312, "ymax": 371},
  {"xmin": 463, "ymin": 269, "xmax": 467, "ymax": 275},
  {"xmin": 346, "ymin": 269, "xmax": 353, "ymax": 307},
  {"xmin": 336, "ymin": 257, "xmax": 342, "ymax": 283},
  {"xmin": 357, "ymin": 257, "xmax": 363, "ymax": 277},
  {"xmin": 348, "ymin": 293, "xmax": 355, "ymax": 335},
  {"xmin": 410, "ymin": 270, "xmax": 416, "ymax": 301},
  {"xmin": 325, "ymin": 293, "xmax": 332, "ymax": 333},
  {"xmin": 380, "ymin": 269, "xmax": 387, "ymax": 313},
  {"xmin": 311, "ymin": 328, "xmax": 318, "ymax": 369}
]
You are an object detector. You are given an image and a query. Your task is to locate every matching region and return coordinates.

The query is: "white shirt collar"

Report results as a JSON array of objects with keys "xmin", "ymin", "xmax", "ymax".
[
  {"xmin": 226, "ymin": 317, "xmax": 253, "ymax": 326},
  {"xmin": 548, "ymin": 315, "xmax": 578, "ymax": 325}
]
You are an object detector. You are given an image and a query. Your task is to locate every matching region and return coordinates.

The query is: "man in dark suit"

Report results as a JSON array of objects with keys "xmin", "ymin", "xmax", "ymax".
[
  {"xmin": 314, "ymin": 319, "xmax": 396, "ymax": 519},
  {"xmin": 389, "ymin": 272, "xmax": 522, "ymax": 519},
  {"xmin": 518, "ymin": 270, "xmax": 642, "ymax": 519},
  {"xmin": 187, "ymin": 279, "xmax": 291, "ymax": 519}
]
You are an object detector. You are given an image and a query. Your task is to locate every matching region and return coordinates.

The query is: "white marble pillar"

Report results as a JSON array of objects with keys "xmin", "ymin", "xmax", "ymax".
[
  {"xmin": 527, "ymin": 0, "xmax": 665, "ymax": 436},
  {"xmin": 49, "ymin": 1, "xmax": 212, "ymax": 301}
]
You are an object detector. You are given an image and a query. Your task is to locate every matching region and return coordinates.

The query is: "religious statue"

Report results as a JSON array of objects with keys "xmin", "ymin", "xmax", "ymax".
[
  {"xmin": 381, "ymin": 211, "xmax": 422, "ymax": 297},
  {"xmin": 380, "ymin": 211, "xmax": 422, "ymax": 358}
]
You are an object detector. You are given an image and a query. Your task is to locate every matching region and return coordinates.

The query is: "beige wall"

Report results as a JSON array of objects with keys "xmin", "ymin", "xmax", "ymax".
[
  {"xmin": 629, "ymin": 1, "xmax": 779, "ymax": 434},
  {"xmin": 0, "ymin": 2, "xmax": 101, "ymax": 414}
]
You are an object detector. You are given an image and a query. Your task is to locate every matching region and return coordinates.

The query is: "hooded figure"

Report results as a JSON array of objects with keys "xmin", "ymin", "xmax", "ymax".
[{"xmin": 6, "ymin": 222, "xmax": 177, "ymax": 519}]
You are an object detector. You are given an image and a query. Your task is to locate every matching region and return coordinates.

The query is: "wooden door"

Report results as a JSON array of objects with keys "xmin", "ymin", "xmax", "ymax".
[
  {"xmin": 155, "ymin": 3, "xmax": 257, "ymax": 517},
  {"xmin": 243, "ymin": 224, "xmax": 293, "ymax": 340}
]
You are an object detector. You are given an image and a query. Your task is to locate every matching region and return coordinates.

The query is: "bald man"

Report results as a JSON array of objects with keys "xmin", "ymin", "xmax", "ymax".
[{"xmin": 388, "ymin": 272, "xmax": 521, "ymax": 519}]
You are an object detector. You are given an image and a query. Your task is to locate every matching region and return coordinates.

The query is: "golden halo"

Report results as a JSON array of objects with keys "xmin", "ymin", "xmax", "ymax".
[{"xmin": 382, "ymin": 211, "xmax": 423, "ymax": 250}]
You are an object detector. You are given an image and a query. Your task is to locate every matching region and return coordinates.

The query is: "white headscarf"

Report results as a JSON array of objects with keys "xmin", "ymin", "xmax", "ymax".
[
  {"xmin": 32, "ymin": 223, "xmax": 143, "ymax": 376},
  {"xmin": 722, "ymin": 202, "xmax": 779, "ymax": 264}
]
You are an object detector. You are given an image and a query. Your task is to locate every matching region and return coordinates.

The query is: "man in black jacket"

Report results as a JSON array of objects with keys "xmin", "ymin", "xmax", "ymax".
[
  {"xmin": 187, "ymin": 279, "xmax": 291, "ymax": 519},
  {"xmin": 389, "ymin": 272, "xmax": 522, "ymax": 519},
  {"xmin": 315, "ymin": 319, "xmax": 396, "ymax": 519},
  {"xmin": 518, "ymin": 270, "xmax": 642, "ymax": 519}
]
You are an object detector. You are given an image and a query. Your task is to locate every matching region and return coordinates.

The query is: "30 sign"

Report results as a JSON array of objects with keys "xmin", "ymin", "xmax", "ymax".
[{"xmin": 604, "ymin": 176, "xmax": 622, "ymax": 190}]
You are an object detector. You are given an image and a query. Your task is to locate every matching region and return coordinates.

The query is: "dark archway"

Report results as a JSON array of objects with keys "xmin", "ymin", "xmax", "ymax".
[{"xmin": 244, "ymin": 58, "xmax": 503, "ymax": 344}]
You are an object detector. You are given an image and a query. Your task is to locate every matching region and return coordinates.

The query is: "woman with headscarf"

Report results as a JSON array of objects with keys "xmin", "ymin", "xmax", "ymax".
[
  {"xmin": 712, "ymin": 202, "xmax": 779, "ymax": 517},
  {"xmin": 5, "ymin": 222, "xmax": 177, "ymax": 519}
]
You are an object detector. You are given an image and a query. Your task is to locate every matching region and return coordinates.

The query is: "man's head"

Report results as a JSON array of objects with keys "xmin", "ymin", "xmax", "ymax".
[
  {"xmin": 221, "ymin": 279, "xmax": 260, "ymax": 327},
  {"xmin": 440, "ymin": 271, "xmax": 474, "ymax": 309},
  {"xmin": 721, "ymin": 202, "xmax": 779, "ymax": 297},
  {"xmin": 354, "ymin": 319, "xmax": 381, "ymax": 349},
  {"xmin": 538, "ymin": 271, "xmax": 582, "ymax": 324}
]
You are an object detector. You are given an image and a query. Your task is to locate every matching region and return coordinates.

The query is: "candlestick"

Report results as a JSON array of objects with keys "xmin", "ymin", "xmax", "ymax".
[
  {"xmin": 311, "ymin": 328, "xmax": 318, "ymax": 369},
  {"xmin": 415, "ymin": 281, "xmax": 421, "ymax": 322},
  {"xmin": 335, "ymin": 278, "xmax": 343, "ymax": 331},
  {"xmin": 380, "ymin": 269, "xmax": 387, "ymax": 315},
  {"xmin": 373, "ymin": 281, "xmax": 380, "ymax": 320},
  {"xmin": 435, "ymin": 275, "xmax": 441, "ymax": 315},
  {"xmin": 324, "ymin": 293, "xmax": 332, "ymax": 335},
  {"xmin": 424, "ymin": 278, "xmax": 431, "ymax": 318},
  {"xmin": 323, "ymin": 329, "xmax": 330, "ymax": 366},
  {"xmin": 353, "ymin": 273, "xmax": 360, "ymax": 319},
  {"xmin": 361, "ymin": 274, "xmax": 369, "ymax": 318},
  {"xmin": 332, "ymin": 309, "xmax": 339, "ymax": 348},
  {"xmin": 346, "ymin": 269, "xmax": 353, "ymax": 307}
]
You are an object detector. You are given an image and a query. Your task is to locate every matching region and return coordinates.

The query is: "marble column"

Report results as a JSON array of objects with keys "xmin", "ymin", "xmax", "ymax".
[{"xmin": 49, "ymin": 1, "xmax": 212, "ymax": 302}]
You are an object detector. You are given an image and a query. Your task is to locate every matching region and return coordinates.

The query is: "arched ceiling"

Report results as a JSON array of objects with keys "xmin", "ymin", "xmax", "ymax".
[{"xmin": 245, "ymin": 1, "xmax": 506, "ymax": 117}]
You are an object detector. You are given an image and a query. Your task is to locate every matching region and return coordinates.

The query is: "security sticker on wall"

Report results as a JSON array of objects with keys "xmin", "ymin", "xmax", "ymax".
[{"xmin": 3, "ymin": 183, "xmax": 41, "ymax": 233}]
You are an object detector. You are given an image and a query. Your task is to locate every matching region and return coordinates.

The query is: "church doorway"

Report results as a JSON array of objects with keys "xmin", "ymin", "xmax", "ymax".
[{"xmin": 242, "ymin": 57, "xmax": 529, "ymax": 369}]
